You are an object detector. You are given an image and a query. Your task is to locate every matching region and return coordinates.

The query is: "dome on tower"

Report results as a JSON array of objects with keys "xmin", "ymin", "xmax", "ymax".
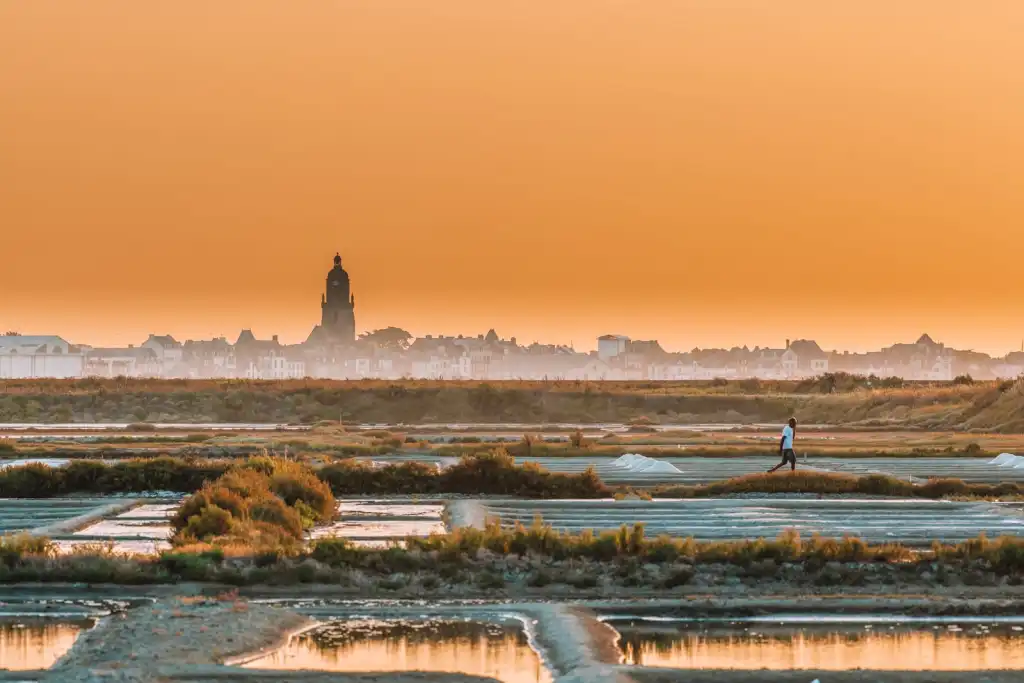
[{"xmin": 328, "ymin": 252, "xmax": 349, "ymax": 281}]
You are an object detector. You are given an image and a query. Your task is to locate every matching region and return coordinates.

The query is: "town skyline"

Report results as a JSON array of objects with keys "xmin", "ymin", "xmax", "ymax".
[
  {"xmin": 3, "ymin": 248, "xmax": 1024, "ymax": 361},
  {"xmin": 6, "ymin": 325, "xmax": 1024, "ymax": 362},
  {"xmin": 4, "ymin": 251, "xmax": 1018, "ymax": 383}
]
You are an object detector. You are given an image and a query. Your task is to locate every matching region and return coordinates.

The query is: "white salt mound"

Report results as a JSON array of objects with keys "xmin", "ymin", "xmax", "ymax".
[
  {"xmin": 610, "ymin": 453, "xmax": 682, "ymax": 474},
  {"xmin": 611, "ymin": 454, "xmax": 645, "ymax": 469},
  {"xmin": 635, "ymin": 459, "xmax": 683, "ymax": 474},
  {"xmin": 990, "ymin": 453, "xmax": 1018, "ymax": 466}
]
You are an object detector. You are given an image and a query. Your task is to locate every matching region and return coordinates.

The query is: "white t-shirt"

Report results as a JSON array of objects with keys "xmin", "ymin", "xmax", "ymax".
[{"xmin": 781, "ymin": 425, "xmax": 794, "ymax": 450}]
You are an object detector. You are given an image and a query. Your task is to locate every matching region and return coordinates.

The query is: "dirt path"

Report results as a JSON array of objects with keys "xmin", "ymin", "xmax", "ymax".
[{"xmin": 49, "ymin": 595, "xmax": 310, "ymax": 681}]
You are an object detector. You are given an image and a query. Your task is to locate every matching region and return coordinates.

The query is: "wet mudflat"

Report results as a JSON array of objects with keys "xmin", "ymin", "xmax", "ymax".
[
  {"xmin": 243, "ymin": 618, "xmax": 551, "ymax": 683},
  {"xmin": 0, "ymin": 618, "xmax": 90, "ymax": 670},
  {"xmin": 613, "ymin": 620, "xmax": 1024, "ymax": 671}
]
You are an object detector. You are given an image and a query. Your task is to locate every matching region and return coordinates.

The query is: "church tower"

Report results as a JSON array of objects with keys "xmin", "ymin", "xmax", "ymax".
[{"xmin": 320, "ymin": 252, "xmax": 356, "ymax": 343}]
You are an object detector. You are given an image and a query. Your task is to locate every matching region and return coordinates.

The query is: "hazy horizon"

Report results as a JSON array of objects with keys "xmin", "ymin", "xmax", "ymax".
[{"xmin": 3, "ymin": 3, "xmax": 1024, "ymax": 355}]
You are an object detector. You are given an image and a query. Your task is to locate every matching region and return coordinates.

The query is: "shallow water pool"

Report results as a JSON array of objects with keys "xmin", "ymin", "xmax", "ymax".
[
  {"xmin": 612, "ymin": 620, "xmax": 1024, "ymax": 670},
  {"xmin": 0, "ymin": 619, "xmax": 91, "ymax": 670},
  {"xmin": 242, "ymin": 618, "xmax": 551, "ymax": 683}
]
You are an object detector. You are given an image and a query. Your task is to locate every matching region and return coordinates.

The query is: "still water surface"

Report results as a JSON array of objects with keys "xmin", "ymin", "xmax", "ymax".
[
  {"xmin": 0, "ymin": 620, "xmax": 89, "ymax": 670},
  {"xmin": 243, "ymin": 619, "xmax": 551, "ymax": 683},
  {"xmin": 615, "ymin": 621, "xmax": 1024, "ymax": 670}
]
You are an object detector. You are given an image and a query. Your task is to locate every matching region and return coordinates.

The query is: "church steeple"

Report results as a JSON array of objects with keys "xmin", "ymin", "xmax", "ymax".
[{"xmin": 318, "ymin": 250, "xmax": 356, "ymax": 343}]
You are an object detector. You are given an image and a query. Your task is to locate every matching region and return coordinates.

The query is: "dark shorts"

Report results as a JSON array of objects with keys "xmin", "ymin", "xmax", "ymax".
[{"xmin": 781, "ymin": 449, "xmax": 796, "ymax": 464}]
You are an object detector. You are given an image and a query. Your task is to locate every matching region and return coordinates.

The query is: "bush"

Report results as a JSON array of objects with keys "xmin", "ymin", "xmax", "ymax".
[
  {"xmin": 172, "ymin": 485, "xmax": 249, "ymax": 532},
  {"xmin": 310, "ymin": 538, "xmax": 359, "ymax": 567},
  {"xmin": 159, "ymin": 552, "xmax": 215, "ymax": 581},
  {"xmin": 181, "ymin": 505, "xmax": 235, "ymax": 541},
  {"xmin": 171, "ymin": 458, "xmax": 333, "ymax": 550},
  {"xmin": 249, "ymin": 497, "xmax": 304, "ymax": 539},
  {"xmin": 321, "ymin": 449, "xmax": 608, "ymax": 498},
  {"xmin": 855, "ymin": 474, "xmax": 915, "ymax": 497},
  {"xmin": 919, "ymin": 478, "xmax": 970, "ymax": 498},
  {"xmin": 268, "ymin": 464, "xmax": 336, "ymax": 524},
  {"xmin": 0, "ymin": 534, "xmax": 55, "ymax": 566},
  {"xmin": 0, "ymin": 463, "xmax": 65, "ymax": 497}
]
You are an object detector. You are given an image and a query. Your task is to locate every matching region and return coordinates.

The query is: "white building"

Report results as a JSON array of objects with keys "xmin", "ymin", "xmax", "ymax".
[
  {"xmin": 84, "ymin": 347, "xmax": 160, "ymax": 377},
  {"xmin": 597, "ymin": 335, "xmax": 629, "ymax": 361},
  {"xmin": 0, "ymin": 335, "xmax": 85, "ymax": 378},
  {"xmin": 141, "ymin": 335, "xmax": 183, "ymax": 375}
]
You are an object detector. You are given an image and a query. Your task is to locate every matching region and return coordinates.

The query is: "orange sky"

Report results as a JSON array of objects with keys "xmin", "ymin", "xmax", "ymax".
[{"xmin": 2, "ymin": 2, "xmax": 1024, "ymax": 354}]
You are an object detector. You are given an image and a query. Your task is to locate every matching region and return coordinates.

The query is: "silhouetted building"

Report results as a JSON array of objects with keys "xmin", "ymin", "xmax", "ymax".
[{"xmin": 307, "ymin": 252, "xmax": 356, "ymax": 345}]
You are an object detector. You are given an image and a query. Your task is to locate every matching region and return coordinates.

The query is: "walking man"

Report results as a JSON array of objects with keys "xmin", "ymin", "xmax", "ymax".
[{"xmin": 768, "ymin": 418, "xmax": 797, "ymax": 473}]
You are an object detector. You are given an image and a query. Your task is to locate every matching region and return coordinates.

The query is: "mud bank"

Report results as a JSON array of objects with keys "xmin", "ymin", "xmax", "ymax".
[
  {"xmin": 50, "ymin": 597, "xmax": 310, "ymax": 681},
  {"xmin": 28, "ymin": 598, "xmax": 502, "ymax": 683}
]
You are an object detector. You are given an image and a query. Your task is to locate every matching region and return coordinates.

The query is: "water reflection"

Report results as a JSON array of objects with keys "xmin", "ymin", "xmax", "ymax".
[
  {"xmin": 0, "ymin": 620, "xmax": 89, "ymax": 670},
  {"xmin": 244, "ymin": 619, "xmax": 551, "ymax": 683},
  {"xmin": 615, "ymin": 621, "xmax": 1024, "ymax": 670}
]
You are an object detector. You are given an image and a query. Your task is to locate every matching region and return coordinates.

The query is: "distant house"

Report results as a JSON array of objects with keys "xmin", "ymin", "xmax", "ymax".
[
  {"xmin": 181, "ymin": 338, "xmax": 237, "ymax": 378},
  {"xmin": 597, "ymin": 335, "xmax": 629, "ymax": 361},
  {"xmin": 994, "ymin": 352, "xmax": 1024, "ymax": 379},
  {"xmin": 0, "ymin": 335, "xmax": 85, "ymax": 378},
  {"xmin": 141, "ymin": 334, "xmax": 183, "ymax": 375},
  {"xmin": 781, "ymin": 339, "xmax": 829, "ymax": 377},
  {"xmin": 85, "ymin": 346, "xmax": 160, "ymax": 377},
  {"xmin": 568, "ymin": 357, "xmax": 612, "ymax": 381},
  {"xmin": 229, "ymin": 329, "xmax": 308, "ymax": 380},
  {"xmin": 270, "ymin": 348, "xmax": 306, "ymax": 380}
]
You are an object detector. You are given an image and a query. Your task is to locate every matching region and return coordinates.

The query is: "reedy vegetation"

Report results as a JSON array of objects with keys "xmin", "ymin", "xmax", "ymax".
[
  {"xmin": 4, "ymin": 524, "xmax": 1024, "ymax": 588},
  {"xmin": 0, "ymin": 453, "xmax": 1021, "ymax": 499},
  {"xmin": 3, "ymin": 376, "xmax": 1024, "ymax": 431}
]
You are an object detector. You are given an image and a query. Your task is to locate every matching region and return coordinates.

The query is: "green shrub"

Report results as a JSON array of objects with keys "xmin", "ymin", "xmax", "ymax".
[
  {"xmin": 159, "ymin": 552, "xmax": 215, "ymax": 581},
  {"xmin": 855, "ymin": 474, "xmax": 915, "ymax": 496},
  {"xmin": 269, "ymin": 467, "xmax": 336, "ymax": 523},
  {"xmin": 181, "ymin": 505, "xmax": 235, "ymax": 541},
  {"xmin": 238, "ymin": 456, "xmax": 277, "ymax": 477},
  {"xmin": 310, "ymin": 538, "xmax": 359, "ymax": 567},
  {"xmin": 0, "ymin": 463, "xmax": 64, "ymax": 497},
  {"xmin": 173, "ymin": 485, "xmax": 248, "ymax": 531},
  {"xmin": 321, "ymin": 450, "xmax": 608, "ymax": 498},
  {"xmin": 171, "ymin": 457, "xmax": 332, "ymax": 550},
  {"xmin": 248, "ymin": 497, "xmax": 304, "ymax": 539},
  {"xmin": 919, "ymin": 478, "xmax": 970, "ymax": 498},
  {"xmin": 215, "ymin": 468, "xmax": 273, "ymax": 497},
  {"xmin": 0, "ymin": 534, "xmax": 55, "ymax": 566}
]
